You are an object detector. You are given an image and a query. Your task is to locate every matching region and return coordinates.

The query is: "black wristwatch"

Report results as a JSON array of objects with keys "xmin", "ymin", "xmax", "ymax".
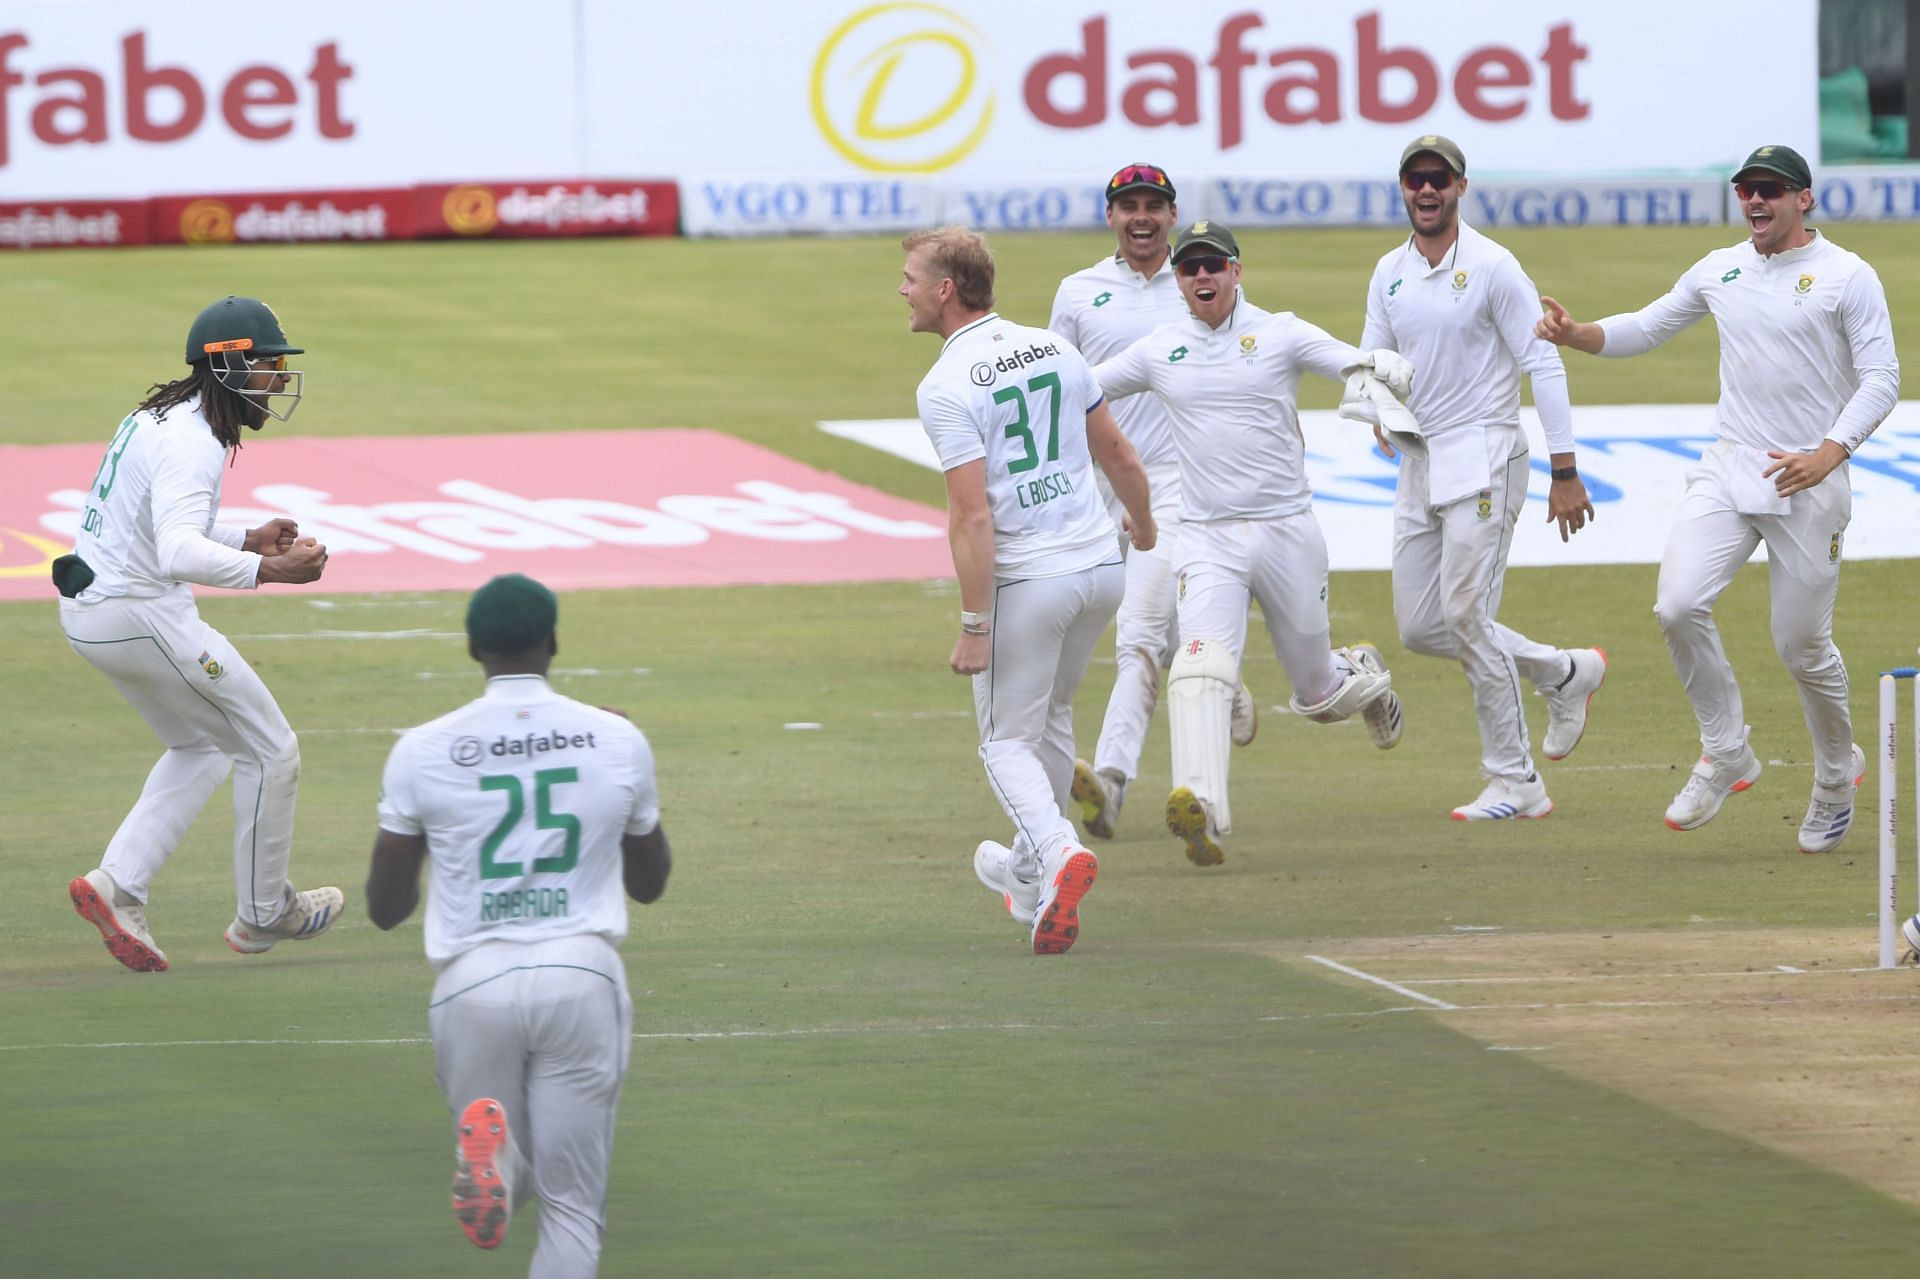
[{"xmin": 1550, "ymin": 466, "xmax": 1579, "ymax": 481}]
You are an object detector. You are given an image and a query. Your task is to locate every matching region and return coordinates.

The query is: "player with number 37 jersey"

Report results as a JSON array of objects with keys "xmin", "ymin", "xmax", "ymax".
[{"xmin": 915, "ymin": 316, "xmax": 1118, "ymax": 580}]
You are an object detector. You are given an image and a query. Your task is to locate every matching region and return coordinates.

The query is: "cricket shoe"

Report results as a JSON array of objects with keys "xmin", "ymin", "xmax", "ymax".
[
  {"xmin": 1231, "ymin": 680, "xmax": 1259, "ymax": 747},
  {"xmin": 224, "ymin": 886, "xmax": 346, "ymax": 954},
  {"xmin": 1541, "ymin": 648, "xmax": 1608, "ymax": 761},
  {"xmin": 453, "ymin": 1097, "xmax": 516, "ymax": 1251},
  {"xmin": 973, "ymin": 840, "xmax": 1039, "ymax": 927},
  {"xmin": 1902, "ymin": 913, "xmax": 1920, "ymax": 959},
  {"xmin": 68, "ymin": 868, "xmax": 168, "ymax": 973},
  {"xmin": 1165, "ymin": 786, "xmax": 1226, "ymax": 866},
  {"xmin": 1798, "ymin": 743, "xmax": 1867, "ymax": 854},
  {"xmin": 1071, "ymin": 759, "xmax": 1127, "ymax": 841},
  {"xmin": 1450, "ymin": 773, "xmax": 1553, "ymax": 821},
  {"xmin": 1348, "ymin": 643, "xmax": 1404, "ymax": 750},
  {"xmin": 1663, "ymin": 738, "xmax": 1763, "ymax": 831},
  {"xmin": 1031, "ymin": 845, "xmax": 1099, "ymax": 956}
]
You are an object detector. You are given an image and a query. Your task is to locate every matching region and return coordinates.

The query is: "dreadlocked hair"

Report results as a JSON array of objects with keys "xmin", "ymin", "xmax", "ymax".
[{"xmin": 137, "ymin": 364, "xmax": 266, "ymax": 451}]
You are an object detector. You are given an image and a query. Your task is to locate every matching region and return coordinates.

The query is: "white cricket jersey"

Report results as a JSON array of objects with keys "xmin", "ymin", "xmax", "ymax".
[
  {"xmin": 1049, "ymin": 254, "xmax": 1181, "ymax": 473},
  {"xmin": 1093, "ymin": 295, "xmax": 1361, "ymax": 522},
  {"xmin": 1361, "ymin": 222, "xmax": 1575, "ymax": 453},
  {"xmin": 378, "ymin": 674, "xmax": 661, "ymax": 969},
  {"xmin": 915, "ymin": 313, "xmax": 1118, "ymax": 578},
  {"xmin": 67, "ymin": 400, "xmax": 261, "ymax": 602},
  {"xmin": 1596, "ymin": 230, "xmax": 1900, "ymax": 454}
]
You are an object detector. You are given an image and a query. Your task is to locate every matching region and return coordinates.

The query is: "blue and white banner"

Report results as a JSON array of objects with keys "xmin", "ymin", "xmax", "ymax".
[
  {"xmin": 1814, "ymin": 166, "xmax": 1920, "ymax": 222},
  {"xmin": 1198, "ymin": 175, "xmax": 1725, "ymax": 229},
  {"xmin": 824, "ymin": 404, "xmax": 1920, "ymax": 570},
  {"xmin": 680, "ymin": 175, "xmax": 935, "ymax": 237}
]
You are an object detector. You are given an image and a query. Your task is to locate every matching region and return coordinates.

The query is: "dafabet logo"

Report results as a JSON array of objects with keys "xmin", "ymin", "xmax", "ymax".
[
  {"xmin": 443, "ymin": 186, "xmax": 500, "ymax": 236},
  {"xmin": 811, "ymin": 3, "xmax": 994, "ymax": 173}
]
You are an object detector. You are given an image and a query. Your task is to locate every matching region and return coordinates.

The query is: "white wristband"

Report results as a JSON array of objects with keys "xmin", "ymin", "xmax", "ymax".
[{"xmin": 961, "ymin": 609, "xmax": 991, "ymax": 628}]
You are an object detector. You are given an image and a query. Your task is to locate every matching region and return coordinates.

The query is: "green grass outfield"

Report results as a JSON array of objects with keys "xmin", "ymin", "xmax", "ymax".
[{"xmin": 3, "ymin": 226, "xmax": 1919, "ymax": 1276}]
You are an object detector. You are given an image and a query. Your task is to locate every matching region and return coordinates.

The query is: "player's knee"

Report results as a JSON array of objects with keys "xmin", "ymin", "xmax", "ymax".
[
  {"xmin": 1398, "ymin": 618, "xmax": 1452, "ymax": 658},
  {"xmin": 261, "ymin": 736, "xmax": 301, "ymax": 785},
  {"xmin": 1775, "ymin": 632, "xmax": 1835, "ymax": 678},
  {"xmin": 1652, "ymin": 593, "xmax": 1708, "ymax": 635}
]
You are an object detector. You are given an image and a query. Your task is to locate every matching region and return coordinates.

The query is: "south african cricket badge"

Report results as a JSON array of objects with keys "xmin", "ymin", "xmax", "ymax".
[
  {"xmin": 1476, "ymin": 491, "xmax": 1493, "ymax": 520},
  {"xmin": 1178, "ymin": 570, "xmax": 1187, "ymax": 600},
  {"xmin": 196, "ymin": 649, "xmax": 223, "ymax": 680},
  {"xmin": 1829, "ymin": 531, "xmax": 1842, "ymax": 563}
]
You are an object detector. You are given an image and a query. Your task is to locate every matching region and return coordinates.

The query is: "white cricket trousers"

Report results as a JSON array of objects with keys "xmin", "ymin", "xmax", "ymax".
[
  {"xmin": 1092, "ymin": 546, "xmax": 1184, "ymax": 785},
  {"xmin": 1173, "ymin": 515, "xmax": 1343, "ymax": 701},
  {"xmin": 975, "ymin": 558, "xmax": 1124, "ymax": 878},
  {"xmin": 60, "ymin": 590, "xmax": 301, "ymax": 926},
  {"xmin": 432, "ymin": 934, "xmax": 633, "ymax": 1279},
  {"xmin": 1090, "ymin": 462, "xmax": 1183, "ymax": 781},
  {"xmin": 1391, "ymin": 426, "xmax": 1563, "ymax": 780},
  {"xmin": 1652, "ymin": 445, "xmax": 1854, "ymax": 787}
]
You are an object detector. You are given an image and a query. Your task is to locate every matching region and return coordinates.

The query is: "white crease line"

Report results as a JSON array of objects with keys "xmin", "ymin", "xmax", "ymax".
[
  {"xmin": 231, "ymin": 630, "xmax": 464, "ymax": 640},
  {"xmin": 1394, "ymin": 965, "xmax": 1884, "ymax": 986},
  {"xmin": 1307, "ymin": 955, "xmax": 1460, "ymax": 1010}
]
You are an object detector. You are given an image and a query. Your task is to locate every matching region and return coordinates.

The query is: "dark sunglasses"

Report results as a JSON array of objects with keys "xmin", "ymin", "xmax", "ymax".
[
  {"xmin": 1108, "ymin": 164, "xmax": 1170, "ymax": 191},
  {"xmin": 1734, "ymin": 180, "xmax": 1798, "ymax": 201},
  {"xmin": 1175, "ymin": 254, "xmax": 1235, "ymax": 277},
  {"xmin": 1401, "ymin": 169, "xmax": 1454, "ymax": 192}
]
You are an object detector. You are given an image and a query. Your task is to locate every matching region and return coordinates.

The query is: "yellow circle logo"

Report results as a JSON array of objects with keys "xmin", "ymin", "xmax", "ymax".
[
  {"xmin": 443, "ymin": 185, "xmax": 499, "ymax": 236},
  {"xmin": 0, "ymin": 525, "xmax": 66, "ymax": 579},
  {"xmin": 811, "ymin": 3, "xmax": 994, "ymax": 174},
  {"xmin": 180, "ymin": 199, "xmax": 235, "ymax": 244}
]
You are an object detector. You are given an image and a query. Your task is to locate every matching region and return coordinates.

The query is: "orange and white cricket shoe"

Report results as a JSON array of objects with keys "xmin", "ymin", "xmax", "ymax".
[
  {"xmin": 69, "ymin": 868, "xmax": 168, "ymax": 973},
  {"xmin": 453, "ymin": 1097, "xmax": 516, "ymax": 1251},
  {"xmin": 1031, "ymin": 845, "xmax": 1099, "ymax": 956}
]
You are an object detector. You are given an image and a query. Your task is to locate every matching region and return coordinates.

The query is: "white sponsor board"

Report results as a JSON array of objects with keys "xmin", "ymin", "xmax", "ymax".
[
  {"xmin": 823, "ymin": 404, "xmax": 1920, "ymax": 569},
  {"xmin": 595, "ymin": 0, "xmax": 1816, "ymax": 181},
  {"xmin": 0, "ymin": 1, "xmax": 578, "ymax": 198},
  {"xmin": 2, "ymin": 0, "xmax": 1816, "ymax": 201}
]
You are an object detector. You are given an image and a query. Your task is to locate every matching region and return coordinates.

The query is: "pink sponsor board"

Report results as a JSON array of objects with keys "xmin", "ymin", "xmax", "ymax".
[{"xmin": 0, "ymin": 429, "xmax": 950, "ymax": 600}]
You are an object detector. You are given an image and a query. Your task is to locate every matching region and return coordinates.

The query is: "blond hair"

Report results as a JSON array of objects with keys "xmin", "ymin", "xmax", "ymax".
[{"xmin": 902, "ymin": 226, "xmax": 996, "ymax": 312}]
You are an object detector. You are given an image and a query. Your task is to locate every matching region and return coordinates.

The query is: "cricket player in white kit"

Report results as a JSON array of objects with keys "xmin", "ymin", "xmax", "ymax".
[
  {"xmin": 901, "ymin": 226, "xmax": 1157, "ymax": 955},
  {"xmin": 1537, "ymin": 144, "xmax": 1899, "ymax": 852},
  {"xmin": 367, "ymin": 574, "xmax": 671, "ymax": 1276},
  {"xmin": 1361, "ymin": 135, "xmax": 1608, "ymax": 822},
  {"xmin": 1093, "ymin": 222, "xmax": 1408, "ymax": 867},
  {"xmin": 61, "ymin": 295, "xmax": 343, "ymax": 973},
  {"xmin": 1048, "ymin": 162, "xmax": 1257, "ymax": 842}
]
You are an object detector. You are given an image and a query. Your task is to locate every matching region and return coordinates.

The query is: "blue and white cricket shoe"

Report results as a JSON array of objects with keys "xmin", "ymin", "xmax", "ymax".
[
  {"xmin": 1797, "ymin": 743, "xmax": 1866, "ymax": 855},
  {"xmin": 224, "ymin": 885, "xmax": 345, "ymax": 953},
  {"xmin": 1450, "ymin": 773, "xmax": 1553, "ymax": 822}
]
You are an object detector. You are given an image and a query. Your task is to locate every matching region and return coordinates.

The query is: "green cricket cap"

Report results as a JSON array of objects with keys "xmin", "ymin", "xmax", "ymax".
[
  {"xmin": 1399, "ymin": 134, "xmax": 1466, "ymax": 177},
  {"xmin": 1733, "ymin": 144, "xmax": 1812, "ymax": 188},
  {"xmin": 466, "ymin": 573, "xmax": 558, "ymax": 654},
  {"xmin": 1171, "ymin": 220, "xmax": 1240, "ymax": 262}
]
